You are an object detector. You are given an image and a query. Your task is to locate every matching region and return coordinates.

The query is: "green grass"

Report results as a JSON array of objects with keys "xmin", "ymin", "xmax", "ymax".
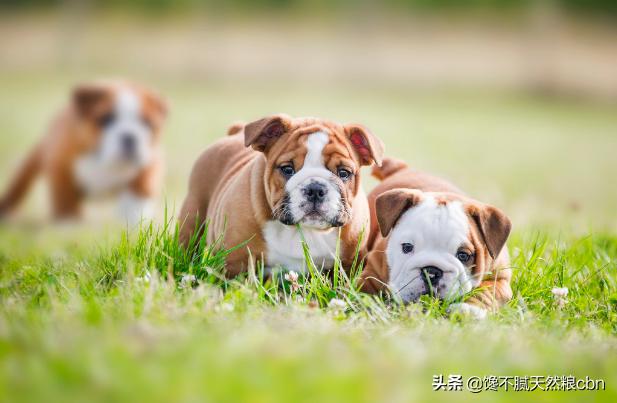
[
  {"xmin": 1, "ymin": 63, "xmax": 617, "ymax": 401},
  {"xmin": 0, "ymin": 221, "xmax": 616, "ymax": 402}
]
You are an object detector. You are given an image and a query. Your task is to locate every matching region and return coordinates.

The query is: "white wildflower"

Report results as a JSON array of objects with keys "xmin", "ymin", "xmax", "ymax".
[
  {"xmin": 552, "ymin": 287, "xmax": 569, "ymax": 308},
  {"xmin": 284, "ymin": 270, "xmax": 300, "ymax": 293},
  {"xmin": 328, "ymin": 298, "xmax": 347, "ymax": 312},
  {"xmin": 284, "ymin": 271, "xmax": 299, "ymax": 283},
  {"xmin": 180, "ymin": 274, "xmax": 197, "ymax": 289}
]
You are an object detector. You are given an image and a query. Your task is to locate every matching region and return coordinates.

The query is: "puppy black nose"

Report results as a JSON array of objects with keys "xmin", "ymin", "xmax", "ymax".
[
  {"xmin": 421, "ymin": 266, "xmax": 443, "ymax": 286},
  {"xmin": 121, "ymin": 134, "xmax": 136, "ymax": 154},
  {"xmin": 304, "ymin": 182, "xmax": 327, "ymax": 204}
]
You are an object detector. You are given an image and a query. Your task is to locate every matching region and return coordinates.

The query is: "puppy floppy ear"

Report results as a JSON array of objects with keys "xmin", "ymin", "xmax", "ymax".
[
  {"xmin": 140, "ymin": 88, "xmax": 168, "ymax": 132},
  {"xmin": 468, "ymin": 204, "xmax": 512, "ymax": 259},
  {"xmin": 144, "ymin": 89, "xmax": 168, "ymax": 120},
  {"xmin": 376, "ymin": 189, "xmax": 423, "ymax": 237},
  {"xmin": 244, "ymin": 114, "xmax": 293, "ymax": 152},
  {"xmin": 345, "ymin": 124, "xmax": 385, "ymax": 167},
  {"xmin": 72, "ymin": 83, "xmax": 110, "ymax": 118}
]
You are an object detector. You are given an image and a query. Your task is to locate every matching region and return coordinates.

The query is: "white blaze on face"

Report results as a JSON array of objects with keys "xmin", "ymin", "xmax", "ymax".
[
  {"xmin": 284, "ymin": 131, "xmax": 343, "ymax": 228},
  {"xmin": 386, "ymin": 196, "xmax": 476, "ymax": 303},
  {"xmin": 98, "ymin": 88, "xmax": 153, "ymax": 168}
]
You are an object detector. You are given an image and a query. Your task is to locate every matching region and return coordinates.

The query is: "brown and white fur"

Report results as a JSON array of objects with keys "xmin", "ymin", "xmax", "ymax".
[
  {"xmin": 0, "ymin": 81, "xmax": 167, "ymax": 223},
  {"xmin": 178, "ymin": 114, "xmax": 384, "ymax": 276},
  {"xmin": 359, "ymin": 158, "xmax": 512, "ymax": 318}
]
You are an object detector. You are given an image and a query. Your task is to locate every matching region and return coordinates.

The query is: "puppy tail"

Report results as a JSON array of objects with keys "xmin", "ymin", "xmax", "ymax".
[
  {"xmin": 371, "ymin": 157, "xmax": 408, "ymax": 181},
  {"xmin": 227, "ymin": 122, "xmax": 244, "ymax": 136},
  {"xmin": 0, "ymin": 143, "xmax": 43, "ymax": 217}
]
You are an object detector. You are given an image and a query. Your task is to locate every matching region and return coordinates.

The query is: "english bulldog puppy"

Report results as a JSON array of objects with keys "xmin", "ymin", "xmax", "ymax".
[
  {"xmin": 0, "ymin": 80, "xmax": 167, "ymax": 223},
  {"xmin": 359, "ymin": 158, "xmax": 512, "ymax": 318},
  {"xmin": 178, "ymin": 114, "xmax": 384, "ymax": 276}
]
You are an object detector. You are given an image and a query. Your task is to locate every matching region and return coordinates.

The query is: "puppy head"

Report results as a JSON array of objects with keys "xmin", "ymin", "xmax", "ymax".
[
  {"xmin": 376, "ymin": 189, "xmax": 511, "ymax": 303},
  {"xmin": 245, "ymin": 114, "xmax": 384, "ymax": 229},
  {"xmin": 73, "ymin": 81, "xmax": 167, "ymax": 168}
]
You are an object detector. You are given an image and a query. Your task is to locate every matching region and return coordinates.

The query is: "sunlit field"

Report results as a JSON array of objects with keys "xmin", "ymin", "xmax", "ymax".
[{"xmin": 1, "ymin": 10, "xmax": 617, "ymax": 403}]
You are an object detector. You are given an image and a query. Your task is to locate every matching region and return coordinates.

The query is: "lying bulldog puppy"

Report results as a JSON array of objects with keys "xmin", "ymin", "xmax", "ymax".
[
  {"xmin": 0, "ymin": 80, "xmax": 167, "ymax": 223},
  {"xmin": 178, "ymin": 114, "xmax": 384, "ymax": 276},
  {"xmin": 359, "ymin": 158, "xmax": 512, "ymax": 318}
]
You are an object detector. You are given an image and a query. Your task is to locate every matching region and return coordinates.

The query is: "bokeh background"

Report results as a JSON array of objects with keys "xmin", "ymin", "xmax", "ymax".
[{"xmin": 1, "ymin": 0, "xmax": 616, "ymax": 231}]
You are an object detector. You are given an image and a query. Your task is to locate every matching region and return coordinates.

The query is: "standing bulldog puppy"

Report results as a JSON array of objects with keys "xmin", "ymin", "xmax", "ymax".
[
  {"xmin": 0, "ymin": 80, "xmax": 167, "ymax": 223},
  {"xmin": 359, "ymin": 158, "xmax": 512, "ymax": 318},
  {"xmin": 178, "ymin": 114, "xmax": 384, "ymax": 276}
]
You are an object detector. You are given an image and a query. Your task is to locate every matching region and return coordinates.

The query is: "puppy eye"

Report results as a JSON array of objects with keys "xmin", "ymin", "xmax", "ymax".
[
  {"xmin": 97, "ymin": 112, "xmax": 115, "ymax": 128},
  {"xmin": 401, "ymin": 243, "xmax": 414, "ymax": 254},
  {"xmin": 279, "ymin": 165, "xmax": 295, "ymax": 178},
  {"xmin": 456, "ymin": 250, "xmax": 472, "ymax": 263},
  {"xmin": 337, "ymin": 168, "xmax": 352, "ymax": 180}
]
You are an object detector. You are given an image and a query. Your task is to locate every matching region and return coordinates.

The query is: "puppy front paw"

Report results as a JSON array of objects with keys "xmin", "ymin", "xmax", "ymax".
[
  {"xmin": 118, "ymin": 192, "xmax": 154, "ymax": 226},
  {"xmin": 447, "ymin": 302, "xmax": 487, "ymax": 320}
]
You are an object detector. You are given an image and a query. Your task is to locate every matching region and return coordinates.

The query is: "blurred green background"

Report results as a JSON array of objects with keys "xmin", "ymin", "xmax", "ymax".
[
  {"xmin": 1, "ymin": 0, "xmax": 616, "ymax": 231},
  {"xmin": 2, "ymin": 0, "xmax": 617, "ymax": 16}
]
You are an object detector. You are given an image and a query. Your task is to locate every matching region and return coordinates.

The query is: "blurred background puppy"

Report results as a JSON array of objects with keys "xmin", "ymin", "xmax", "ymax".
[{"xmin": 0, "ymin": 80, "xmax": 167, "ymax": 223}]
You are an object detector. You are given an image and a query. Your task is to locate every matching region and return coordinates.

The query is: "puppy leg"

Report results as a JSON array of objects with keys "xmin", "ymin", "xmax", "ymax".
[
  {"xmin": 49, "ymin": 172, "xmax": 82, "ymax": 220},
  {"xmin": 177, "ymin": 164, "xmax": 211, "ymax": 247},
  {"xmin": 0, "ymin": 143, "xmax": 43, "ymax": 217},
  {"xmin": 358, "ymin": 250, "xmax": 389, "ymax": 294},
  {"xmin": 118, "ymin": 192, "xmax": 154, "ymax": 225},
  {"xmin": 466, "ymin": 274, "xmax": 513, "ymax": 311},
  {"xmin": 223, "ymin": 249, "xmax": 251, "ymax": 278},
  {"xmin": 450, "ymin": 268, "xmax": 513, "ymax": 319},
  {"xmin": 178, "ymin": 194, "xmax": 208, "ymax": 247},
  {"xmin": 124, "ymin": 164, "xmax": 160, "ymax": 225}
]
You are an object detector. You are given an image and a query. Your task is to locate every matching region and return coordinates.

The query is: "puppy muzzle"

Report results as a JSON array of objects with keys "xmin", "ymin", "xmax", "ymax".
[
  {"xmin": 393, "ymin": 257, "xmax": 470, "ymax": 303},
  {"xmin": 287, "ymin": 178, "xmax": 347, "ymax": 228}
]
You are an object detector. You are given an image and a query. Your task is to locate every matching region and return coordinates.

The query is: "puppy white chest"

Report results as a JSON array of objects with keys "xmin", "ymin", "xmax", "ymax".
[
  {"xmin": 263, "ymin": 220, "xmax": 338, "ymax": 272},
  {"xmin": 73, "ymin": 153, "xmax": 140, "ymax": 197}
]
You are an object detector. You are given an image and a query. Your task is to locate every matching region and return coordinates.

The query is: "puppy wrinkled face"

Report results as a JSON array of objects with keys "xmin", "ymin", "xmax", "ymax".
[
  {"xmin": 270, "ymin": 130, "xmax": 357, "ymax": 229},
  {"xmin": 386, "ymin": 195, "xmax": 479, "ymax": 303},
  {"xmin": 94, "ymin": 89, "xmax": 155, "ymax": 169}
]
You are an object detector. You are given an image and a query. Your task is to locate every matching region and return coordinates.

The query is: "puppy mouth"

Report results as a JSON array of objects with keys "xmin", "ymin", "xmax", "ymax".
[
  {"xmin": 395, "ymin": 272, "xmax": 444, "ymax": 303},
  {"xmin": 274, "ymin": 205, "xmax": 344, "ymax": 228},
  {"xmin": 398, "ymin": 289, "xmax": 438, "ymax": 305},
  {"xmin": 118, "ymin": 153, "xmax": 139, "ymax": 165},
  {"xmin": 398, "ymin": 280, "xmax": 466, "ymax": 304},
  {"xmin": 299, "ymin": 210, "xmax": 335, "ymax": 228},
  {"xmin": 303, "ymin": 209, "xmax": 323, "ymax": 219},
  {"xmin": 273, "ymin": 191, "xmax": 349, "ymax": 228}
]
